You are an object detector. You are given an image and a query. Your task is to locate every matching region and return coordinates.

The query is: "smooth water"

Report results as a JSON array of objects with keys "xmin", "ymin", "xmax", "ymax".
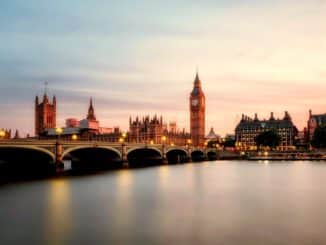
[{"xmin": 1, "ymin": 161, "xmax": 326, "ymax": 245}]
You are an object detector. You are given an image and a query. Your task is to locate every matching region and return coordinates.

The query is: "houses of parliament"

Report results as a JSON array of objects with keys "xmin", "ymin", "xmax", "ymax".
[{"xmin": 34, "ymin": 73, "xmax": 207, "ymax": 147}]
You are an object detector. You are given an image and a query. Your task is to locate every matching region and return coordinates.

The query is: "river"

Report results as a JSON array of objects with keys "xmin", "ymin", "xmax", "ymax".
[{"xmin": 1, "ymin": 161, "xmax": 326, "ymax": 244}]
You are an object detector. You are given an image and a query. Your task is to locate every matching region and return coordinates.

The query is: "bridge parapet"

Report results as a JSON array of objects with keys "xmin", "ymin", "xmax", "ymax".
[{"xmin": 0, "ymin": 140, "xmax": 211, "ymax": 168}]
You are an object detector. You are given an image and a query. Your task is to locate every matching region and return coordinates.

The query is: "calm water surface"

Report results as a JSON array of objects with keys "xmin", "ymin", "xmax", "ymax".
[{"xmin": 1, "ymin": 161, "xmax": 326, "ymax": 245}]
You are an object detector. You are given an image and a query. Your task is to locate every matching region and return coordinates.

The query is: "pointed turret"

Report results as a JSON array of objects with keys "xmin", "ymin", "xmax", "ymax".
[
  {"xmin": 53, "ymin": 95, "xmax": 56, "ymax": 105},
  {"xmin": 195, "ymin": 71, "xmax": 201, "ymax": 86},
  {"xmin": 43, "ymin": 92, "xmax": 49, "ymax": 103},
  {"xmin": 42, "ymin": 82, "xmax": 49, "ymax": 103},
  {"xmin": 35, "ymin": 96, "xmax": 39, "ymax": 105},
  {"xmin": 87, "ymin": 97, "xmax": 96, "ymax": 121},
  {"xmin": 191, "ymin": 71, "xmax": 204, "ymax": 96},
  {"xmin": 14, "ymin": 129, "xmax": 20, "ymax": 139},
  {"xmin": 270, "ymin": 112, "xmax": 275, "ymax": 120},
  {"xmin": 283, "ymin": 111, "xmax": 292, "ymax": 121}
]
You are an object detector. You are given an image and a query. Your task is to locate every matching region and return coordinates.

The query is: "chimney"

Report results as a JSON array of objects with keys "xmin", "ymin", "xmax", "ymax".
[{"xmin": 270, "ymin": 112, "xmax": 275, "ymax": 120}]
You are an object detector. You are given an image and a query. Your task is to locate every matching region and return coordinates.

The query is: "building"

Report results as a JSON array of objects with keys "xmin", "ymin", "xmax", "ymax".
[
  {"xmin": 129, "ymin": 115, "xmax": 164, "ymax": 143},
  {"xmin": 235, "ymin": 112, "xmax": 298, "ymax": 150},
  {"xmin": 79, "ymin": 98, "xmax": 100, "ymax": 133},
  {"xmin": 205, "ymin": 127, "xmax": 221, "ymax": 143},
  {"xmin": 35, "ymin": 92, "xmax": 56, "ymax": 136},
  {"xmin": 66, "ymin": 118, "xmax": 79, "ymax": 128},
  {"xmin": 190, "ymin": 72, "xmax": 206, "ymax": 146},
  {"xmin": 41, "ymin": 98, "xmax": 119, "ymax": 141},
  {"xmin": 306, "ymin": 110, "xmax": 326, "ymax": 141},
  {"xmin": 128, "ymin": 115, "xmax": 190, "ymax": 145}
]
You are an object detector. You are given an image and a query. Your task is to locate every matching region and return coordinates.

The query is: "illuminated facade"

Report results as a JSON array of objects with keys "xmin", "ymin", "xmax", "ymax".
[
  {"xmin": 35, "ymin": 93, "xmax": 56, "ymax": 136},
  {"xmin": 128, "ymin": 115, "xmax": 190, "ymax": 145},
  {"xmin": 190, "ymin": 72, "xmax": 205, "ymax": 146},
  {"xmin": 235, "ymin": 112, "xmax": 298, "ymax": 150}
]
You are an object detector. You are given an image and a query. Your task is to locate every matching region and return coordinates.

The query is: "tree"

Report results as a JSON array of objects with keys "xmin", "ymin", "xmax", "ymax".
[
  {"xmin": 207, "ymin": 140, "xmax": 219, "ymax": 148},
  {"xmin": 255, "ymin": 130, "xmax": 280, "ymax": 149},
  {"xmin": 223, "ymin": 137, "xmax": 236, "ymax": 148},
  {"xmin": 311, "ymin": 125, "xmax": 326, "ymax": 148}
]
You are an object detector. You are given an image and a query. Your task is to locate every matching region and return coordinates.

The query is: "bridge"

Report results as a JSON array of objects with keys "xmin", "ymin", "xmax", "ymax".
[{"xmin": 0, "ymin": 139, "xmax": 220, "ymax": 172}]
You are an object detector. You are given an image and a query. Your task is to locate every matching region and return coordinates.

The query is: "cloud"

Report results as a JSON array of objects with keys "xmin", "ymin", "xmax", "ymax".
[{"xmin": 0, "ymin": 0, "xmax": 326, "ymax": 135}]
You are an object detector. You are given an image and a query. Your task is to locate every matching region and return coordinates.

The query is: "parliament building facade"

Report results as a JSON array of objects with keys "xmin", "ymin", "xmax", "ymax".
[{"xmin": 235, "ymin": 112, "xmax": 298, "ymax": 150}]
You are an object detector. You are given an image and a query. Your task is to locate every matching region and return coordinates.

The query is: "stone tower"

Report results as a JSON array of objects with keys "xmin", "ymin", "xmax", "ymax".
[
  {"xmin": 35, "ymin": 92, "xmax": 56, "ymax": 136},
  {"xmin": 190, "ymin": 72, "xmax": 205, "ymax": 146}
]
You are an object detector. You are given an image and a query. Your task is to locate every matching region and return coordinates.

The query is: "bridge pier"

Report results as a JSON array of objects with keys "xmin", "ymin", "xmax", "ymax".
[
  {"xmin": 55, "ymin": 141, "xmax": 64, "ymax": 171},
  {"xmin": 162, "ymin": 144, "xmax": 168, "ymax": 164},
  {"xmin": 121, "ymin": 143, "xmax": 129, "ymax": 168},
  {"xmin": 187, "ymin": 147, "xmax": 192, "ymax": 163}
]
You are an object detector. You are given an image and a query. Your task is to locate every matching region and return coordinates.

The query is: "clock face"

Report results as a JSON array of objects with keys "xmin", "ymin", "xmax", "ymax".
[{"xmin": 192, "ymin": 99, "xmax": 199, "ymax": 106}]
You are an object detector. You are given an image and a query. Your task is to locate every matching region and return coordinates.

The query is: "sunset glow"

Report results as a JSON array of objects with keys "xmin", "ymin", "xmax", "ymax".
[{"xmin": 1, "ymin": 0, "xmax": 325, "ymax": 136}]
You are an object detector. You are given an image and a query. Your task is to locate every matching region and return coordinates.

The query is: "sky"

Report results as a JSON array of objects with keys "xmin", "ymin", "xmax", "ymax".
[{"xmin": 0, "ymin": 0, "xmax": 326, "ymax": 136}]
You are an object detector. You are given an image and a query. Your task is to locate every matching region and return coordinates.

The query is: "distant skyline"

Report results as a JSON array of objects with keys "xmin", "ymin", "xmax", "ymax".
[{"xmin": 1, "ymin": 0, "xmax": 326, "ymax": 136}]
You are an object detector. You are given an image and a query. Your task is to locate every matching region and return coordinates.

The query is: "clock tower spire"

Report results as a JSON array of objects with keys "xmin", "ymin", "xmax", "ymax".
[{"xmin": 190, "ymin": 71, "xmax": 206, "ymax": 146}]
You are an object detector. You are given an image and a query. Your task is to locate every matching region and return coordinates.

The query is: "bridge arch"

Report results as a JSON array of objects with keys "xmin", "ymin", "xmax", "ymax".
[
  {"xmin": 0, "ymin": 145, "xmax": 56, "ymax": 175},
  {"xmin": 166, "ymin": 148, "xmax": 188, "ymax": 164},
  {"xmin": 126, "ymin": 147, "xmax": 162, "ymax": 156},
  {"xmin": 206, "ymin": 150, "xmax": 218, "ymax": 161},
  {"xmin": 166, "ymin": 147, "xmax": 188, "ymax": 155},
  {"xmin": 0, "ymin": 145, "xmax": 55, "ymax": 162},
  {"xmin": 62, "ymin": 146, "xmax": 122, "ymax": 170},
  {"xmin": 62, "ymin": 145, "xmax": 122, "ymax": 159},
  {"xmin": 127, "ymin": 147, "xmax": 162, "ymax": 167},
  {"xmin": 191, "ymin": 149, "xmax": 206, "ymax": 162}
]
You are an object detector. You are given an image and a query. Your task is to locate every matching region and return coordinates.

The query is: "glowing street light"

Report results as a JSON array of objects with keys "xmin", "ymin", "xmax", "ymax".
[
  {"xmin": 119, "ymin": 137, "xmax": 124, "ymax": 143},
  {"xmin": 0, "ymin": 129, "xmax": 5, "ymax": 138},
  {"xmin": 55, "ymin": 127, "xmax": 63, "ymax": 135},
  {"xmin": 161, "ymin": 135, "xmax": 167, "ymax": 143},
  {"xmin": 71, "ymin": 134, "xmax": 78, "ymax": 141},
  {"xmin": 187, "ymin": 139, "xmax": 192, "ymax": 145},
  {"xmin": 150, "ymin": 140, "xmax": 154, "ymax": 145},
  {"xmin": 121, "ymin": 132, "xmax": 127, "ymax": 138}
]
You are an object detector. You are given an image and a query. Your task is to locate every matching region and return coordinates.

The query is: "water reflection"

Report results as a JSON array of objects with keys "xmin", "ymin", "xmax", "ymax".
[
  {"xmin": 111, "ymin": 170, "xmax": 134, "ymax": 238},
  {"xmin": 1, "ymin": 161, "xmax": 326, "ymax": 244},
  {"xmin": 46, "ymin": 179, "xmax": 72, "ymax": 245},
  {"xmin": 158, "ymin": 165, "xmax": 170, "ymax": 188}
]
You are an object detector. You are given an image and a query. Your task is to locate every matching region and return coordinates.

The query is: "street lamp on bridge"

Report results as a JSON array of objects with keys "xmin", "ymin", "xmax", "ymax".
[
  {"xmin": 71, "ymin": 134, "xmax": 78, "ymax": 141},
  {"xmin": 55, "ymin": 127, "xmax": 63, "ymax": 141},
  {"xmin": 0, "ymin": 129, "xmax": 5, "ymax": 140}
]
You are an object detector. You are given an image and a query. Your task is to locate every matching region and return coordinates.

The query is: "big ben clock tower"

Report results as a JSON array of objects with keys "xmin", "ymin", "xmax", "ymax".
[{"xmin": 190, "ymin": 72, "xmax": 205, "ymax": 146}]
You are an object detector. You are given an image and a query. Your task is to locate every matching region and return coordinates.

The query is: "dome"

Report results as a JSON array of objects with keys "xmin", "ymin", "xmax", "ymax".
[{"xmin": 205, "ymin": 127, "xmax": 221, "ymax": 140}]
